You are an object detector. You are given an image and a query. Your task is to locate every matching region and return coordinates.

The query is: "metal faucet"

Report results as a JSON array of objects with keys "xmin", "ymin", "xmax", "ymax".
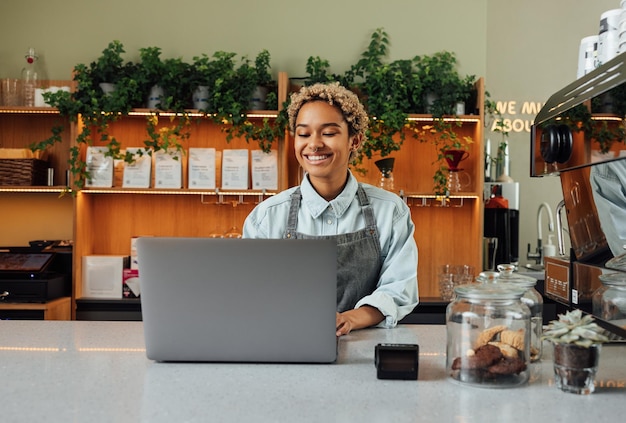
[
  {"xmin": 527, "ymin": 202, "xmax": 555, "ymax": 265},
  {"xmin": 555, "ymin": 200, "xmax": 567, "ymax": 256}
]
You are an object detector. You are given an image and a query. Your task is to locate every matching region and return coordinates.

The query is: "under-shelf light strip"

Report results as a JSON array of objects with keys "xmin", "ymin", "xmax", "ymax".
[
  {"xmin": 127, "ymin": 110, "xmax": 278, "ymax": 119},
  {"xmin": 405, "ymin": 116, "xmax": 480, "ymax": 123},
  {"xmin": 82, "ymin": 188, "xmax": 275, "ymax": 196},
  {"xmin": 0, "ymin": 108, "xmax": 60, "ymax": 114},
  {"xmin": 0, "ymin": 187, "xmax": 69, "ymax": 193}
]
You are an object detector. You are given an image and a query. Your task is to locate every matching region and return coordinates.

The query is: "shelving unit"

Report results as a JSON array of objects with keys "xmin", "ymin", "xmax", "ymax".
[
  {"xmin": 0, "ymin": 82, "xmax": 75, "ymax": 247},
  {"xmin": 2, "ymin": 74, "xmax": 485, "ymax": 318},
  {"xmin": 0, "ymin": 82, "xmax": 75, "ymax": 320}
]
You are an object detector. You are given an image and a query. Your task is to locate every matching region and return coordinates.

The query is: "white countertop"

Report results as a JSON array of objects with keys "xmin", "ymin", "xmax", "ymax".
[{"xmin": 0, "ymin": 321, "xmax": 624, "ymax": 423}]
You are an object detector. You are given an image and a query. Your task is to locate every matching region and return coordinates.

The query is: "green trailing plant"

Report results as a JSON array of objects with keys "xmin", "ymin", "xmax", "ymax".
[
  {"xmin": 144, "ymin": 113, "xmax": 190, "ymax": 157},
  {"xmin": 542, "ymin": 309, "xmax": 609, "ymax": 348}
]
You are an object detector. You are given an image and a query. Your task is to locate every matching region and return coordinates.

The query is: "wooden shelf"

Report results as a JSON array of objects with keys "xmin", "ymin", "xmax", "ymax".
[{"xmin": 0, "ymin": 297, "xmax": 71, "ymax": 320}]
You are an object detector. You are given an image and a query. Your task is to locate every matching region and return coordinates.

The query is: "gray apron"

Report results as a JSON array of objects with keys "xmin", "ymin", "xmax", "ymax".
[{"xmin": 284, "ymin": 184, "xmax": 383, "ymax": 312}]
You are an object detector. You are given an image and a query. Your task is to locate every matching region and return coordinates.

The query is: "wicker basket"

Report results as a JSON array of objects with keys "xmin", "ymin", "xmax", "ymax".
[{"xmin": 0, "ymin": 159, "xmax": 49, "ymax": 186}]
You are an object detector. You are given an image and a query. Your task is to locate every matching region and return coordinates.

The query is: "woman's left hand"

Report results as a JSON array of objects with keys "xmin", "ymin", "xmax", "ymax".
[{"xmin": 336, "ymin": 306, "xmax": 384, "ymax": 336}]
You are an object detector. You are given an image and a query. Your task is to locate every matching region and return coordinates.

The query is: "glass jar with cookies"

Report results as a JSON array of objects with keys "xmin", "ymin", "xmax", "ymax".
[{"xmin": 446, "ymin": 283, "xmax": 531, "ymax": 388}]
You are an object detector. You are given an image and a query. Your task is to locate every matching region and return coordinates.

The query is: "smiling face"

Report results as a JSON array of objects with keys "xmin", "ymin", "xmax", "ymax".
[{"xmin": 294, "ymin": 101, "xmax": 362, "ymax": 199}]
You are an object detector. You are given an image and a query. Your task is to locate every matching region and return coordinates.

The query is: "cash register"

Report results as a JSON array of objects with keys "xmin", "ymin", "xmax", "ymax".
[{"xmin": 0, "ymin": 241, "xmax": 72, "ymax": 303}]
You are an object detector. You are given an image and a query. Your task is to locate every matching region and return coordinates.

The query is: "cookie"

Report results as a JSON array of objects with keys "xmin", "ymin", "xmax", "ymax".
[
  {"xmin": 488, "ymin": 341, "xmax": 519, "ymax": 359},
  {"xmin": 500, "ymin": 329, "xmax": 525, "ymax": 351},
  {"xmin": 452, "ymin": 344, "xmax": 503, "ymax": 370},
  {"xmin": 486, "ymin": 357, "xmax": 527, "ymax": 375},
  {"xmin": 473, "ymin": 325, "xmax": 507, "ymax": 349}
]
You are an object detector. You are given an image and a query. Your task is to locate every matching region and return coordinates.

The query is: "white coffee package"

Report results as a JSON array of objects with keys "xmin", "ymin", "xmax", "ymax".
[
  {"xmin": 85, "ymin": 146, "xmax": 113, "ymax": 187},
  {"xmin": 154, "ymin": 148, "xmax": 182, "ymax": 189},
  {"xmin": 221, "ymin": 149, "xmax": 249, "ymax": 189},
  {"xmin": 82, "ymin": 255, "xmax": 125, "ymax": 298},
  {"xmin": 251, "ymin": 149, "xmax": 278, "ymax": 190},
  {"xmin": 188, "ymin": 147, "xmax": 216, "ymax": 189},
  {"xmin": 123, "ymin": 148, "xmax": 152, "ymax": 188}
]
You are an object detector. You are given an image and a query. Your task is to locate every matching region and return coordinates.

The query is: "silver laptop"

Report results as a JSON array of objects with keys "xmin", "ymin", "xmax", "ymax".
[{"xmin": 136, "ymin": 237, "xmax": 338, "ymax": 363}]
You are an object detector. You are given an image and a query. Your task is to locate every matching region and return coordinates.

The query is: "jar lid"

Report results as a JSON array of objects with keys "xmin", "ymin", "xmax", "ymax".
[
  {"xmin": 476, "ymin": 271, "xmax": 499, "ymax": 283},
  {"xmin": 599, "ymin": 272, "xmax": 626, "ymax": 286},
  {"xmin": 495, "ymin": 264, "xmax": 538, "ymax": 287},
  {"xmin": 454, "ymin": 283, "xmax": 527, "ymax": 299}
]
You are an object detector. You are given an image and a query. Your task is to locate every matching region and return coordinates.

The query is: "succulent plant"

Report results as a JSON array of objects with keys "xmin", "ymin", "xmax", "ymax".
[{"xmin": 542, "ymin": 309, "xmax": 610, "ymax": 348}]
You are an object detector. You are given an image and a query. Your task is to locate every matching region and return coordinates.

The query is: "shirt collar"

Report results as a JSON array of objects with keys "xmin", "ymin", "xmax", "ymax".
[{"xmin": 301, "ymin": 172, "xmax": 359, "ymax": 218}]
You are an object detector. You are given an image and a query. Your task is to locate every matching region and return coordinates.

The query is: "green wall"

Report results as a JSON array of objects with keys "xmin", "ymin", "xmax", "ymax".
[
  {"xmin": 0, "ymin": 0, "xmax": 621, "ymax": 265},
  {"xmin": 0, "ymin": 0, "xmax": 487, "ymax": 80}
]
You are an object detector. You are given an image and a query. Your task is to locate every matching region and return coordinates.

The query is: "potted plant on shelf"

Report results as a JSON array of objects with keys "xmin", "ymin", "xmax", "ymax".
[
  {"xmin": 249, "ymin": 49, "xmax": 277, "ymax": 110},
  {"xmin": 205, "ymin": 50, "xmax": 283, "ymax": 153},
  {"xmin": 136, "ymin": 46, "xmax": 169, "ymax": 109},
  {"xmin": 190, "ymin": 53, "xmax": 217, "ymax": 111},
  {"xmin": 88, "ymin": 40, "xmax": 127, "ymax": 96},
  {"xmin": 414, "ymin": 51, "xmax": 476, "ymax": 117},
  {"xmin": 542, "ymin": 309, "xmax": 610, "ymax": 395}
]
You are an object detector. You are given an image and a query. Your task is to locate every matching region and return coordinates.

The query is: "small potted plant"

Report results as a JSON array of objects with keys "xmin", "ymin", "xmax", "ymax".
[
  {"xmin": 136, "ymin": 46, "xmax": 168, "ymax": 109},
  {"xmin": 190, "ymin": 53, "xmax": 217, "ymax": 111},
  {"xmin": 249, "ymin": 49, "xmax": 277, "ymax": 110},
  {"xmin": 542, "ymin": 309, "xmax": 610, "ymax": 395},
  {"xmin": 88, "ymin": 40, "xmax": 127, "ymax": 95},
  {"xmin": 414, "ymin": 51, "xmax": 476, "ymax": 116}
]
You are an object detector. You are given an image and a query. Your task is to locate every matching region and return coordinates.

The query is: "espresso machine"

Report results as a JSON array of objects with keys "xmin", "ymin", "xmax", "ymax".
[{"xmin": 531, "ymin": 52, "xmax": 626, "ymax": 339}]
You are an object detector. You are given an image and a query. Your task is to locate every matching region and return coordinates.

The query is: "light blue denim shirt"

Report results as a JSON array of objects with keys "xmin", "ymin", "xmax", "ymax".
[
  {"xmin": 590, "ymin": 159, "xmax": 626, "ymax": 256},
  {"xmin": 243, "ymin": 172, "xmax": 419, "ymax": 327}
]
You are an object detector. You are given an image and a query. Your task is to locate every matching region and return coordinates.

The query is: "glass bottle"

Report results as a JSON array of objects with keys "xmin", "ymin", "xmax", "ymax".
[
  {"xmin": 446, "ymin": 283, "xmax": 530, "ymax": 388},
  {"xmin": 592, "ymin": 272, "xmax": 626, "ymax": 327},
  {"xmin": 21, "ymin": 47, "xmax": 39, "ymax": 107}
]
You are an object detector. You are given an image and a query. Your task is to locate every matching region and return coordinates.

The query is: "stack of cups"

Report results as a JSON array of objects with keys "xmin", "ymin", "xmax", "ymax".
[
  {"xmin": 1, "ymin": 78, "xmax": 20, "ymax": 106},
  {"xmin": 577, "ymin": 35, "xmax": 599, "ymax": 79},
  {"xmin": 438, "ymin": 264, "xmax": 475, "ymax": 301},
  {"xmin": 620, "ymin": 1, "xmax": 626, "ymax": 56},
  {"xmin": 597, "ymin": 8, "xmax": 622, "ymax": 67}
]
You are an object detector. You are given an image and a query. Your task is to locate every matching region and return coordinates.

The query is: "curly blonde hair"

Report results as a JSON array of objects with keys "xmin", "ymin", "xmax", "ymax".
[{"xmin": 287, "ymin": 82, "xmax": 369, "ymax": 140}]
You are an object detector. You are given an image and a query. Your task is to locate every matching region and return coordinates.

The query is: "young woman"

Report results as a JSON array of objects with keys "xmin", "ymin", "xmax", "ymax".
[{"xmin": 243, "ymin": 83, "xmax": 418, "ymax": 336}]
